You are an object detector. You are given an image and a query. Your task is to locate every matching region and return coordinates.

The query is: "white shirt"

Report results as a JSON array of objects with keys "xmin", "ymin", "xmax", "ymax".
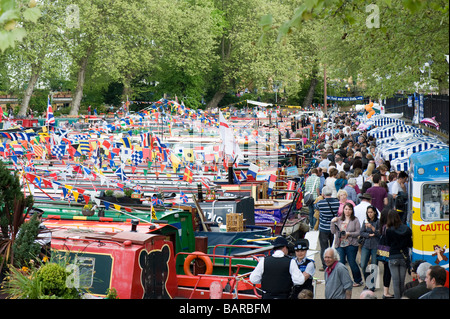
[
  {"xmin": 354, "ymin": 201, "xmax": 381, "ymax": 228},
  {"xmin": 335, "ymin": 161, "xmax": 345, "ymax": 172},
  {"xmin": 249, "ymin": 250, "xmax": 305, "ymax": 286}
]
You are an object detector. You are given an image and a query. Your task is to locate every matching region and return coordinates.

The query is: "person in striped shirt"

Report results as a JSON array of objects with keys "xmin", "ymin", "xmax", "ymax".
[
  {"xmin": 304, "ymin": 168, "xmax": 321, "ymax": 229},
  {"xmin": 315, "ymin": 186, "xmax": 340, "ymax": 271}
]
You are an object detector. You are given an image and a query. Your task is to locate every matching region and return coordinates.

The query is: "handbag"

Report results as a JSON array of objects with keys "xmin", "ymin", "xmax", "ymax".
[
  {"xmin": 376, "ymin": 244, "xmax": 390, "ymax": 262},
  {"xmin": 376, "ymin": 225, "xmax": 390, "ymax": 262}
]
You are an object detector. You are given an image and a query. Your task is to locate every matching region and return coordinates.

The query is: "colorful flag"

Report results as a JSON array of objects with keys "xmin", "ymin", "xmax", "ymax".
[
  {"xmin": 248, "ymin": 163, "xmax": 259, "ymax": 178},
  {"xmin": 285, "ymin": 180, "xmax": 297, "ymax": 200},
  {"xmin": 200, "ymin": 177, "xmax": 210, "ymax": 190},
  {"xmin": 267, "ymin": 174, "xmax": 277, "ymax": 195},
  {"xmin": 233, "ymin": 170, "xmax": 241, "ymax": 185},
  {"xmin": 115, "ymin": 166, "xmax": 128, "ymax": 181},
  {"xmin": 46, "ymin": 96, "xmax": 55, "ymax": 125},
  {"xmin": 180, "ymin": 191, "xmax": 188, "ymax": 203},
  {"xmin": 120, "ymin": 137, "xmax": 132, "ymax": 149},
  {"xmin": 183, "ymin": 167, "xmax": 193, "ymax": 183}
]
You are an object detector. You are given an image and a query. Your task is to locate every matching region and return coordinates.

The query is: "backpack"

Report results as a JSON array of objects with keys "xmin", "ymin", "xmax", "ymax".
[{"xmin": 303, "ymin": 191, "xmax": 314, "ymax": 206}]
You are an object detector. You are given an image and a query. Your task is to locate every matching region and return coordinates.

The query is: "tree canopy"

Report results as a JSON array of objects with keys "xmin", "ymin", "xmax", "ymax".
[{"xmin": 1, "ymin": 0, "xmax": 448, "ymax": 114}]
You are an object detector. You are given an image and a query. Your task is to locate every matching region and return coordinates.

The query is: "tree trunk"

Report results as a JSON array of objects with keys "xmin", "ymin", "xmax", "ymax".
[
  {"xmin": 69, "ymin": 48, "xmax": 93, "ymax": 116},
  {"xmin": 122, "ymin": 76, "xmax": 132, "ymax": 102},
  {"xmin": 18, "ymin": 64, "xmax": 41, "ymax": 117},
  {"xmin": 206, "ymin": 91, "xmax": 226, "ymax": 109},
  {"xmin": 302, "ymin": 74, "xmax": 318, "ymax": 108}
]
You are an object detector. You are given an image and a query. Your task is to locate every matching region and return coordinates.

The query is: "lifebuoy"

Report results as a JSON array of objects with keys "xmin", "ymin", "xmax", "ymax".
[{"xmin": 183, "ymin": 251, "xmax": 213, "ymax": 276}]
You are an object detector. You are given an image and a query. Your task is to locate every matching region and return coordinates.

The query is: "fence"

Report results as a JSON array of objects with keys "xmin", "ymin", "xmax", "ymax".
[{"xmin": 384, "ymin": 94, "xmax": 449, "ymax": 135}]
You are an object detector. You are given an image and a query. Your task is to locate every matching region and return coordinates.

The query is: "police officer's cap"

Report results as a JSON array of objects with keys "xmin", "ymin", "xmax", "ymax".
[
  {"xmin": 272, "ymin": 236, "xmax": 289, "ymax": 248},
  {"xmin": 294, "ymin": 239, "xmax": 309, "ymax": 250}
]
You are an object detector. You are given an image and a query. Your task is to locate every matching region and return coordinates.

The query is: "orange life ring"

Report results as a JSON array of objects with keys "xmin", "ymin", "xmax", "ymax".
[{"xmin": 183, "ymin": 251, "xmax": 213, "ymax": 276}]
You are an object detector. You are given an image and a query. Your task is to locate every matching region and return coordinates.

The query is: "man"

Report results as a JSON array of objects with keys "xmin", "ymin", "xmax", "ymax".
[
  {"xmin": 354, "ymin": 193, "xmax": 380, "ymax": 228},
  {"xmin": 392, "ymin": 171, "xmax": 408, "ymax": 200},
  {"xmin": 324, "ymin": 247, "xmax": 353, "ymax": 299},
  {"xmin": 292, "ymin": 239, "xmax": 315, "ymax": 296},
  {"xmin": 420, "ymin": 265, "xmax": 450, "ymax": 299},
  {"xmin": 250, "ymin": 236, "xmax": 305, "ymax": 299},
  {"xmin": 317, "ymin": 167, "xmax": 326, "ymax": 193},
  {"xmin": 334, "ymin": 153, "xmax": 345, "ymax": 172},
  {"xmin": 315, "ymin": 186, "xmax": 340, "ymax": 271},
  {"xmin": 318, "ymin": 152, "xmax": 330, "ymax": 170},
  {"xmin": 360, "ymin": 289, "xmax": 377, "ymax": 299},
  {"xmin": 404, "ymin": 262, "xmax": 431, "ymax": 299},
  {"xmin": 304, "ymin": 168, "xmax": 321, "ymax": 229},
  {"xmin": 366, "ymin": 173, "xmax": 388, "ymax": 212}
]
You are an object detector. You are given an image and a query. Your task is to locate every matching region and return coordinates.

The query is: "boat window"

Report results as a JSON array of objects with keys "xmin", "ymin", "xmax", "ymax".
[
  {"xmin": 421, "ymin": 183, "xmax": 449, "ymax": 221},
  {"xmin": 75, "ymin": 256, "xmax": 96, "ymax": 288}
]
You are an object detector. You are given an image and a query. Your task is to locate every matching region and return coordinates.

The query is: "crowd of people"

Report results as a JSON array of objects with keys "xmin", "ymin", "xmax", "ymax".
[{"xmin": 250, "ymin": 110, "xmax": 449, "ymax": 300}]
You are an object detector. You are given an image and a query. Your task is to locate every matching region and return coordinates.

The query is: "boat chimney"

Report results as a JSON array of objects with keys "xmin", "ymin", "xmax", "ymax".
[
  {"xmin": 131, "ymin": 219, "xmax": 139, "ymax": 232},
  {"xmin": 228, "ymin": 162, "xmax": 234, "ymax": 184},
  {"xmin": 197, "ymin": 183, "xmax": 203, "ymax": 202}
]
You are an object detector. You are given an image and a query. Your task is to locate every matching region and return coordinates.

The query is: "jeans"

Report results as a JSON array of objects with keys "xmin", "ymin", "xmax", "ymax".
[
  {"xmin": 337, "ymin": 245, "xmax": 363, "ymax": 284},
  {"xmin": 360, "ymin": 247, "xmax": 378, "ymax": 282},
  {"xmin": 308, "ymin": 203, "xmax": 316, "ymax": 229},
  {"xmin": 389, "ymin": 257, "xmax": 408, "ymax": 299},
  {"xmin": 319, "ymin": 231, "xmax": 334, "ymax": 268}
]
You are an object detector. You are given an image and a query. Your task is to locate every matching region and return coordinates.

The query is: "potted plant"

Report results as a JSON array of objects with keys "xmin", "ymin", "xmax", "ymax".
[{"xmin": 82, "ymin": 203, "xmax": 95, "ymax": 217}]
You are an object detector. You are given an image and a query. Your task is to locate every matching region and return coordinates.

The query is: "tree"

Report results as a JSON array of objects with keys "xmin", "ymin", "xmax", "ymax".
[
  {"xmin": 263, "ymin": 0, "xmax": 449, "ymax": 99},
  {"xmin": 0, "ymin": 161, "xmax": 24, "ymax": 238},
  {"xmin": 0, "ymin": 0, "xmax": 41, "ymax": 53}
]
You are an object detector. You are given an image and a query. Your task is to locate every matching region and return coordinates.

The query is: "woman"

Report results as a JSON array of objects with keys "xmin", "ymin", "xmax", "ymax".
[
  {"xmin": 331, "ymin": 203, "xmax": 363, "ymax": 287},
  {"xmin": 385, "ymin": 210, "xmax": 413, "ymax": 299},
  {"xmin": 378, "ymin": 207, "xmax": 394, "ymax": 298},
  {"xmin": 337, "ymin": 189, "xmax": 355, "ymax": 216},
  {"xmin": 325, "ymin": 167, "xmax": 339, "ymax": 198},
  {"xmin": 334, "ymin": 171, "xmax": 348, "ymax": 192},
  {"xmin": 359, "ymin": 205, "xmax": 380, "ymax": 290},
  {"xmin": 363, "ymin": 161, "xmax": 375, "ymax": 182},
  {"xmin": 377, "ymin": 164, "xmax": 389, "ymax": 183},
  {"xmin": 353, "ymin": 167, "xmax": 364, "ymax": 191}
]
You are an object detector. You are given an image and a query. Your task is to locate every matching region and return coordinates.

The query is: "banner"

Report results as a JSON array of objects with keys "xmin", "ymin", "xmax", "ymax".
[
  {"xmin": 419, "ymin": 94, "xmax": 424, "ymax": 122},
  {"xmin": 327, "ymin": 96, "xmax": 364, "ymax": 101}
]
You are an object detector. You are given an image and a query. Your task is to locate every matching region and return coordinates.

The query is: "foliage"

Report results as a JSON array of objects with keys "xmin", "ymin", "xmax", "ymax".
[
  {"xmin": 104, "ymin": 190, "xmax": 114, "ymax": 197},
  {"xmin": 105, "ymin": 287, "xmax": 119, "ymax": 299},
  {"xmin": 3, "ymin": 261, "xmax": 81, "ymax": 299},
  {"xmin": 36, "ymin": 263, "xmax": 79, "ymax": 298},
  {"xmin": 12, "ymin": 213, "xmax": 41, "ymax": 268},
  {"xmin": 0, "ymin": 161, "xmax": 24, "ymax": 236},
  {"xmin": 0, "ymin": 0, "xmax": 41, "ymax": 52},
  {"xmin": 262, "ymin": 0, "xmax": 449, "ymax": 97},
  {"xmin": 1, "ymin": 0, "xmax": 448, "ymax": 113},
  {"xmin": 0, "ymin": 196, "xmax": 34, "ymax": 277},
  {"xmin": 2, "ymin": 264, "xmax": 43, "ymax": 299},
  {"xmin": 123, "ymin": 188, "xmax": 134, "ymax": 197}
]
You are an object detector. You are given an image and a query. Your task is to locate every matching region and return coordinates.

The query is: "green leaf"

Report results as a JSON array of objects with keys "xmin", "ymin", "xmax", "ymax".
[
  {"xmin": 277, "ymin": 21, "xmax": 291, "ymax": 42},
  {"xmin": 0, "ymin": 8, "xmax": 20, "ymax": 24},
  {"xmin": 259, "ymin": 14, "xmax": 272, "ymax": 26},
  {"xmin": 0, "ymin": 0, "xmax": 16, "ymax": 14},
  {"xmin": 23, "ymin": 6, "xmax": 41, "ymax": 23}
]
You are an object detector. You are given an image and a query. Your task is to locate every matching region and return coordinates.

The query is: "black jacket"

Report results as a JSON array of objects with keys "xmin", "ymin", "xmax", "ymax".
[{"xmin": 386, "ymin": 224, "xmax": 412, "ymax": 258}]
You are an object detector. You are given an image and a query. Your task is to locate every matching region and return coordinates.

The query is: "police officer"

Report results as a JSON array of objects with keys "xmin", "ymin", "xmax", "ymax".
[
  {"xmin": 250, "ymin": 236, "xmax": 305, "ymax": 299},
  {"xmin": 291, "ymin": 239, "xmax": 316, "ymax": 298}
]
